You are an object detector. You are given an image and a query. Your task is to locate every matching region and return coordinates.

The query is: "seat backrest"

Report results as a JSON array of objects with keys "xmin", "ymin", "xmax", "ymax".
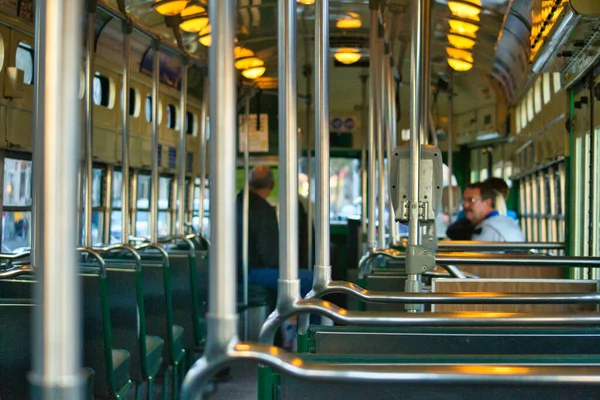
[
  {"xmin": 431, "ymin": 278, "xmax": 599, "ymax": 312},
  {"xmin": 0, "ymin": 275, "xmax": 35, "ymax": 298},
  {"xmin": 0, "ymin": 299, "xmax": 34, "ymax": 400},
  {"xmin": 166, "ymin": 251, "xmax": 198, "ymax": 350}
]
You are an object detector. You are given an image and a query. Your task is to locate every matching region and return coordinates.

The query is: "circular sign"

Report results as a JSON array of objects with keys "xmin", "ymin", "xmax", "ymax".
[
  {"xmin": 343, "ymin": 117, "xmax": 355, "ymax": 130},
  {"xmin": 331, "ymin": 117, "xmax": 343, "ymax": 130}
]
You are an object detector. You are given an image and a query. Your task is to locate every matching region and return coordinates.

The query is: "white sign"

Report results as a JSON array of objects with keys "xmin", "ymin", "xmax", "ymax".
[{"xmin": 239, "ymin": 114, "xmax": 269, "ymax": 153}]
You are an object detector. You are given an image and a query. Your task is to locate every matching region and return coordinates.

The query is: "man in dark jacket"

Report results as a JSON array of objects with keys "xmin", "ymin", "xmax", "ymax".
[{"xmin": 236, "ymin": 165, "xmax": 313, "ymax": 296}]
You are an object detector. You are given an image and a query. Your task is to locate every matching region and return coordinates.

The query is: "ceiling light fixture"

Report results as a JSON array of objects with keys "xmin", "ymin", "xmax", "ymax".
[
  {"xmin": 448, "ymin": 19, "xmax": 479, "ymax": 36},
  {"xmin": 179, "ymin": 4, "xmax": 209, "ymax": 33},
  {"xmin": 297, "ymin": 0, "xmax": 315, "ymax": 4},
  {"xmin": 242, "ymin": 61, "xmax": 266, "ymax": 79},
  {"xmin": 448, "ymin": 58, "xmax": 473, "ymax": 72},
  {"xmin": 152, "ymin": 0, "xmax": 190, "ymax": 16},
  {"xmin": 334, "ymin": 48, "xmax": 361, "ymax": 64},
  {"xmin": 337, "ymin": 12, "xmax": 361, "ymax": 29},
  {"xmin": 446, "ymin": 47, "xmax": 473, "ymax": 63},
  {"xmin": 448, "ymin": 0, "xmax": 482, "ymax": 22},
  {"xmin": 447, "ymin": 32, "xmax": 476, "ymax": 49},
  {"xmin": 198, "ymin": 25, "xmax": 211, "ymax": 47}
]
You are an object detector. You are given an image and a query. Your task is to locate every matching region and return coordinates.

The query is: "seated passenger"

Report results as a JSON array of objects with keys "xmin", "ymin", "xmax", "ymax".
[
  {"xmin": 236, "ymin": 165, "xmax": 313, "ymax": 297},
  {"xmin": 462, "ymin": 181, "xmax": 525, "ymax": 242}
]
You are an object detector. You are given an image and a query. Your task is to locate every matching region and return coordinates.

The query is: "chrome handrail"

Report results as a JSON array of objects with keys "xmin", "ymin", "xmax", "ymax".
[{"xmin": 0, "ymin": 264, "xmax": 34, "ymax": 278}]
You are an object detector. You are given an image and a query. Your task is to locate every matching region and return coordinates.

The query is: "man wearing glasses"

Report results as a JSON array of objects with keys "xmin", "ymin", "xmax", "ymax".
[{"xmin": 462, "ymin": 181, "xmax": 524, "ymax": 242}]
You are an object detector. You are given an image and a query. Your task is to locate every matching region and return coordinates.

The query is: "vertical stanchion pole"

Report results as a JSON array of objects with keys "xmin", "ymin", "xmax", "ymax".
[
  {"xmin": 360, "ymin": 75, "xmax": 368, "ymax": 250},
  {"xmin": 304, "ymin": 64, "xmax": 313, "ymax": 271},
  {"xmin": 279, "ymin": 0, "xmax": 299, "ymax": 285},
  {"xmin": 198, "ymin": 81, "xmax": 209, "ymax": 238},
  {"xmin": 31, "ymin": 0, "xmax": 85, "ymax": 396},
  {"xmin": 206, "ymin": 0, "xmax": 237, "ymax": 329},
  {"xmin": 405, "ymin": 0, "xmax": 430, "ymax": 308},
  {"xmin": 447, "ymin": 72, "xmax": 454, "ymax": 220},
  {"xmin": 84, "ymin": 6, "xmax": 95, "ymax": 247},
  {"xmin": 367, "ymin": 8, "xmax": 377, "ymax": 251},
  {"xmin": 121, "ymin": 19, "xmax": 132, "ymax": 243},
  {"xmin": 376, "ymin": 38, "xmax": 385, "ymax": 249},
  {"xmin": 177, "ymin": 57, "xmax": 189, "ymax": 235},
  {"xmin": 385, "ymin": 56, "xmax": 397, "ymax": 246},
  {"xmin": 150, "ymin": 40, "xmax": 160, "ymax": 243},
  {"xmin": 315, "ymin": 0, "xmax": 329, "ymax": 271},
  {"xmin": 242, "ymin": 94, "xmax": 250, "ymax": 340}
]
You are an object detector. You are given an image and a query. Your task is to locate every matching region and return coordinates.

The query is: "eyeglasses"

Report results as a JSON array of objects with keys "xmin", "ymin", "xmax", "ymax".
[{"xmin": 462, "ymin": 197, "xmax": 482, "ymax": 205}]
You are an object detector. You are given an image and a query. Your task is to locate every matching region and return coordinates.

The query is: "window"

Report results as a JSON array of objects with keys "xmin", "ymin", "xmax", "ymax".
[
  {"xmin": 135, "ymin": 174, "xmax": 172, "ymax": 237},
  {"xmin": 145, "ymin": 96, "xmax": 163, "ymax": 124},
  {"xmin": 520, "ymin": 101, "xmax": 527, "ymax": 130},
  {"xmin": 110, "ymin": 170, "xmax": 123, "ymax": 243},
  {"xmin": 16, "ymin": 42, "xmax": 33, "ymax": 84},
  {"xmin": 192, "ymin": 177, "xmax": 209, "ymax": 237},
  {"xmin": 543, "ymin": 73, "xmax": 551, "ymax": 104},
  {"xmin": 87, "ymin": 167, "xmax": 105, "ymax": 246},
  {"xmin": 78, "ymin": 67, "xmax": 85, "ymax": 99},
  {"xmin": 124, "ymin": 87, "xmax": 141, "ymax": 117},
  {"xmin": 93, "ymin": 73, "xmax": 114, "ymax": 108},
  {"xmin": 299, "ymin": 157, "xmax": 361, "ymax": 222},
  {"xmin": 553, "ymin": 72, "xmax": 561, "ymax": 93},
  {"xmin": 515, "ymin": 107, "xmax": 521, "ymax": 134},
  {"xmin": 527, "ymin": 89, "xmax": 534, "ymax": 122},
  {"xmin": 401, "ymin": 129, "xmax": 410, "ymax": 141},
  {"xmin": 534, "ymin": 77, "xmax": 542, "ymax": 114},
  {"xmin": 186, "ymin": 111, "xmax": 198, "ymax": 136},
  {"xmin": 167, "ymin": 104, "xmax": 178, "ymax": 129}
]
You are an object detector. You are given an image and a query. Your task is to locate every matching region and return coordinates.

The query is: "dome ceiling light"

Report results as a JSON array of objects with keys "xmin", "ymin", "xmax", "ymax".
[
  {"xmin": 446, "ymin": 47, "xmax": 473, "ymax": 63},
  {"xmin": 179, "ymin": 4, "xmax": 209, "ymax": 33},
  {"xmin": 448, "ymin": 58, "xmax": 473, "ymax": 72},
  {"xmin": 448, "ymin": 0, "xmax": 482, "ymax": 22},
  {"xmin": 153, "ymin": 0, "xmax": 190, "ymax": 16},
  {"xmin": 297, "ymin": 0, "xmax": 315, "ymax": 4},
  {"xmin": 336, "ymin": 12, "xmax": 361, "ymax": 29},
  {"xmin": 198, "ymin": 25, "xmax": 211, "ymax": 47},
  {"xmin": 447, "ymin": 32, "xmax": 476, "ymax": 49},
  {"xmin": 448, "ymin": 19, "xmax": 479, "ymax": 37},
  {"xmin": 334, "ymin": 48, "xmax": 361, "ymax": 64},
  {"xmin": 234, "ymin": 46, "xmax": 262, "ymax": 70}
]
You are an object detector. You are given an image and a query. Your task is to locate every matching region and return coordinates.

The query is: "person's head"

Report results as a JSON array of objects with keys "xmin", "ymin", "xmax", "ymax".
[
  {"xmin": 484, "ymin": 177, "xmax": 510, "ymax": 199},
  {"xmin": 249, "ymin": 165, "xmax": 274, "ymax": 199},
  {"xmin": 462, "ymin": 181, "xmax": 500, "ymax": 225}
]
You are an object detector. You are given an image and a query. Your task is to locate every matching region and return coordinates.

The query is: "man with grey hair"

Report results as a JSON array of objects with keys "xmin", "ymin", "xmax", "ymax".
[{"xmin": 236, "ymin": 165, "xmax": 313, "ymax": 296}]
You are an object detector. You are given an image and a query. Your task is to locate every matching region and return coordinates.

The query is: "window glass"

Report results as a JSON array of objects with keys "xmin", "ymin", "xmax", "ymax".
[
  {"xmin": 520, "ymin": 101, "xmax": 527, "ymax": 130},
  {"xmin": 515, "ymin": 107, "xmax": 521, "ymax": 134},
  {"xmin": 158, "ymin": 211, "xmax": 170, "ymax": 236},
  {"xmin": 159, "ymin": 177, "xmax": 171, "ymax": 210},
  {"xmin": 16, "ymin": 43, "xmax": 33, "ymax": 84},
  {"xmin": 91, "ymin": 211, "xmax": 104, "ymax": 246},
  {"xmin": 553, "ymin": 72, "xmax": 561, "ymax": 93},
  {"xmin": 543, "ymin": 73, "xmax": 551, "ymax": 104},
  {"xmin": 93, "ymin": 73, "xmax": 112, "ymax": 107},
  {"xmin": 112, "ymin": 171, "xmax": 123, "ymax": 208},
  {"xmin": 3, "ymin": 158, "xmax": 32, "ymax": 206},
  {"xmin": 534, "ymin": 77, "xmax": 542, "ymax": 114},
  {"xmin": 145, "ymin": 96, "xmax": 163, "ymax": 124},
  {"xmin": 137, "ymin": 174, "xmax": 151, "ymax": 209},
  {"xmin": 136, "ymin": 211, "xmax": 149, "ymax": 237},
  {"xmin": 2, "ymin": 211, "xmax": 30, "ymax": 253},
  {"xmin": 110, "ymin": 211, "xmax": 122, "ymax": 244},
  {"xmin": 186, "ymin": 112, "xmax": 198, "ymax": 136},
  {"xmin": 167, "ymin": 104, "xmax": 178, "ymax": 129},
  {"xmin": 125, "ymin": 87, "xmax": 140, "ymax": 117},
  {"xmin": 527, "ymin": 89, "xmax": 534, "ymax": 122},
  {"xmin": 92, "ymin": 168, "xmax": 103, "ymax": 207},
  {"xmin": 299, "ymin": 157, "xmax": 361, "ymax": 221}
]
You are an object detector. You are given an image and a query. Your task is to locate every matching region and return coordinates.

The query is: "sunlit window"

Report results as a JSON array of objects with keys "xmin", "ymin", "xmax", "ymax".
[
  {"xmin": 93, "ymin": 73, "xmax": 115, "ymax": 108},
  {"xmin": 527, "ymin": 89, "xmax": 534, "ymax": 122},
  {"xmin": 515, "ymin": 107, "xmax": 521, "ymax": 134},
  {"xmin": 2, "ymin": 157, "xmax": 32, "ymax": 253},
  {"xmin": 520, "ymin": 101, "xmax": 527, "ymax": 130},
  {"xmin": 543, "ymin": 73, "xmax": 551, "ymax": 104},
  {"xmin": 16, "ymin": 42, "xmax": 33, "ymax": 84},
  {"xmin": 534, "ymin": 77, "xmax": 542, "ymax": 114},
  {"xmin": 553, "ymin": 72, "xmax": 561, "ymax": 93}
]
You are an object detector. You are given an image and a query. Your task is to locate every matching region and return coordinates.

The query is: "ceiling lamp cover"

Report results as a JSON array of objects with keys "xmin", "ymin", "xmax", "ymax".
[
  {"xmin": 448, "ymin": 19, "xmax": 479, "ymax": 36},
  {"xmin": 242, "ymin": 65, "xmax": 266, "ymax": 80},
  {"xmin": 179, "ymin": 4, "xmax": 209, "ymax": 33},
  {"xmin": 334, "ymin": 48, "xmax": 361, "ymax": 64},
  {"xmin": 448, "ymin": 0, "xmax": 482, "ymax": 22},
  {"xmin": 337, "ymin": 12, "xmax": 362, "ymax": 29},
  {"xmin": 446, "ymin": 47, "xmax": 473, "ymax": 63},
  {"xmin": 448, "ymin": 58, "xmax": 473, "ymax": 72},
  {"xmin": 447, "ymin": 33, "xmax": 476, "ymax": 49},
  {"xmin": 153, "ymin": 0, "xmax": 190, "ymax": 16},
  {"xmin": 198, "ymin": 25, "xmax": 211, "ymax": 47},
  {"xmin": 297, "ymin": 0, "xmax": 315, "ymax": 4}
]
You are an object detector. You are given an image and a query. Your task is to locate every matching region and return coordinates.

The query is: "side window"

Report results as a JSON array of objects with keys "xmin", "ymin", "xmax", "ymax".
[
  {"xmin": 167, "ymin": 104, "xmax": 178, "ymax": 129},
  {"xmin": 16, "ymin": 42, "xmax": 33, "ymax": 84},
  {"xmin": 543, "ymin": 73, "xmax": 551, "ymax": 104},
  {"xmin": 128, "ymin": 87, "xmax": 141, "ymax": 117},
  {"xmin": 515, "ymin": 107, "xmax": 521, "ymax": 134},
  {"xmin": 553, "ymin": 72, "xmax": 561, "ymax": 93},
  {"xmin": 534, "ymin": 77, "xmax": 542, "ymax": 114},
  {"xmin": 2, "ymin": 157, "xmax": 32, "ymax": 253},
  {"xmin": 145, "ymin": 96, "xmax": 163, "ymax": 124},
  {"xmin": 93, "ymin": 73, "xmax": 114, "ymax": 108},
  {"xmin": 185, "ymin": 111, "xmax": 198, "ymax": 136}
]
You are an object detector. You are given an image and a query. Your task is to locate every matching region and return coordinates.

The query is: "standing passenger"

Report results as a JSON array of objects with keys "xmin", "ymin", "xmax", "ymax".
[{"xmin": 236, "ymin": 165, "xmax": 313, "ymax": 296}]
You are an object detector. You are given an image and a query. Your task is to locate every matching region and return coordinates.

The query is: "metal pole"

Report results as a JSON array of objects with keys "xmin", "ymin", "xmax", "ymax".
[
  {"xmin": 304, "ymin": 65, "xmax": 313, "ymax": 271},
  {"xmin": 367, "ymin": 9, "xmax": 377, "ymax": 250},
  {"xmin": 130, "ymin": 171, "xmax": 138, "ymax": 238},
  {"xmin": 208, "ymin": 0, "xmax": 237, "ymax": 317},
  {"xmin": 385, "ymin": 56, "xmax": 397, "ymax": 246},
  {"xmin": 447, "ymin": 73, "xmax": 454, "ymax": 219},
  {"xmin": 406, "ymin": 0, "xmax": 430, "ymax": 300},
  {"xmin": 150, "ymin": 40, "xmax": 160, "ymax": 243},
  {"xmin": 280, "ymin": 0, "xmax": 299, "ymax": 280},
  {"xmin": 315, "ymin": 0, "xmax": 329, "ymax": 269},
  {"xmin": 177, "ymin": 57, "xmax": 188, "ymax": 235},
  {"xmin": 31, "ymin": 0, "xmax": 84, "ymax": 396},
  {"xmin": 84, "ymin": 8, "xmax": 95, "ymax": 247},
  {"xmin": 198, "ymin": 80, "xmax": 208, "ymax": 236},
  {"xmin": 103, "ymin": 167, "xmax": 112, "ymax": 244},
  {"xmin": 121, "ymin": 19, "xmax": 131, "ymax": 244},
  {"xmin": 376, "ymin": 39, "xmax": 385, "ymax": 249},
  {"xmin": 360, "ymin": 75, "xmax": 368, "ymax": 238},
  {"xmin": 242, "ymin": 94, "xmax": 250, "ymax": 340}
]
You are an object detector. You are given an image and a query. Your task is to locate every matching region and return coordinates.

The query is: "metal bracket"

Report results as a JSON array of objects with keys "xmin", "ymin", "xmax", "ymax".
[{"xmin": 405, "ymin": 244, "xmax": 436, "ymax": 275}]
